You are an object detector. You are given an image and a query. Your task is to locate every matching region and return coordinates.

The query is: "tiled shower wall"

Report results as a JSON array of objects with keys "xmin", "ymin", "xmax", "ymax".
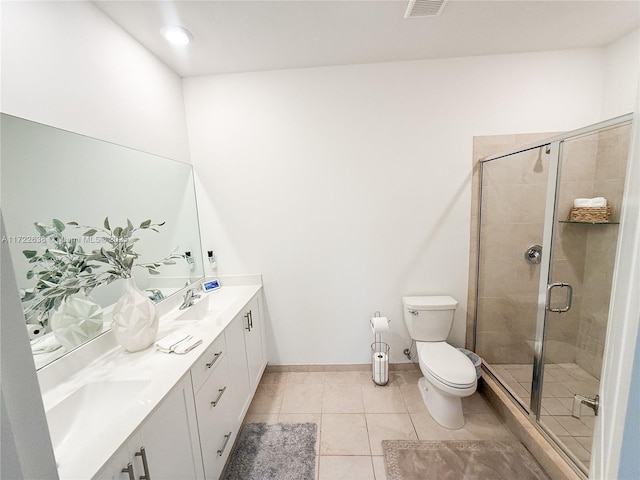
[{"xmin": 572, "ymin": 125, "xmax": 631, "ymax": 378}]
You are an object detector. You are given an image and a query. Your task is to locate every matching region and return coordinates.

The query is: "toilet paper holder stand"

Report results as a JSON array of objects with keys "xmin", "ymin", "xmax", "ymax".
[{"xmin": 371, "ymin": 312, "xmax": 390, "ymax": 386}]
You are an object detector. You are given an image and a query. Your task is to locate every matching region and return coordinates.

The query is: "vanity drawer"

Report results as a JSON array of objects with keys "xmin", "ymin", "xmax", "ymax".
[
  {"xmin": 202, "ymin": 421, "xmax": 237, "ymax": 480},
  {"xmin": 191, "ymin": 333, "xmax": 227, "ymax": 393},
  {"xmin": 195, "ymin": 356, "xmax": 237, "ymax": 480},
  {"xmin": 195, "ymin": 355, "xmax": 231, "ymax": 440}
]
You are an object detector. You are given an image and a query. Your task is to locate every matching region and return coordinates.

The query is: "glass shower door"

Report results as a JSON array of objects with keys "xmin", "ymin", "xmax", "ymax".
[
  {"xmin": 475, "ymin": 115, "xmax": 633, "ymax": 476},
  {"xmin": 536, "ymin": 121, "xmax": 632, "ymax": 473},
  {"xmin": 475, "ymin": 145, "xmax": 552, "ymax": 412}
]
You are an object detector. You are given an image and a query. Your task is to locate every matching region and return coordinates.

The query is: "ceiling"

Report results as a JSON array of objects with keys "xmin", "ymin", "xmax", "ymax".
[{"xmin": 93, "ymin": 0, "xmax": 640, "ymax": 78}]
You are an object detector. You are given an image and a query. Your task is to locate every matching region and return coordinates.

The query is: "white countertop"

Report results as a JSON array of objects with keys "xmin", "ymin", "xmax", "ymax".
[{"xmin": 38, "ymin": 283, "xmax": 262, "ymax": 480}]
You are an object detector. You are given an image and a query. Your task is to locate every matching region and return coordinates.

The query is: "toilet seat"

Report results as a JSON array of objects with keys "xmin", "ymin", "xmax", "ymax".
[{"xmin": 417, "ymin": 342, "xmax": 476, "ymax": 389}]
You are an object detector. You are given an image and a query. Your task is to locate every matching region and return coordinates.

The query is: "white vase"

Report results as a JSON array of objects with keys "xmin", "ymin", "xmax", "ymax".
[
  {"xmin": 111, "ymin": 277, "xmax": 158, "ymax": 352},
  {"xmin": 50, "ymin": 293, "xmax": 104, "ymax": 349}
]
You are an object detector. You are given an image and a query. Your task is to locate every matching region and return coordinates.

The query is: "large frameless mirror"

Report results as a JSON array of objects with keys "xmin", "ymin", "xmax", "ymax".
[{"xmin": 1, "ymin": 114, "xmax": 204, "ymax": 369}]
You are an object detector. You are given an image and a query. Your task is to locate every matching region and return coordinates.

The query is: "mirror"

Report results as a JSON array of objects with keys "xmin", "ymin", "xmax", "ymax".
[{"xmin": 1, "ymin": 114, "xmax": 204, "ymax": 369}]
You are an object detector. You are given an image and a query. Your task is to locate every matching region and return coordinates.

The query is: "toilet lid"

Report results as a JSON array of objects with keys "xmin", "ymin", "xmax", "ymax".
[{"xmin": 417, "ymin": 342, "xmax": 476, "ymax": 388}]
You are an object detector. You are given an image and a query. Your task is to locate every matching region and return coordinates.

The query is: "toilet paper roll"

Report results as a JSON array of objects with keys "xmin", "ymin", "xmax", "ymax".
[
  {"xmin": 27, "ymin": 324, "xmax": 46, "ymax": 340},
  {"xmin": 371, "ymin": 316, "xmax": 389, "ymax": 335},
  {"xmin": 373, "ymin": 351, "xmax": 389, "ymax": 385}
]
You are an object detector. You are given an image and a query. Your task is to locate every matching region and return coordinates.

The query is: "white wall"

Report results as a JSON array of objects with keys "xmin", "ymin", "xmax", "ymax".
[
  {"xmin": 602, "ymin": 29, "xmax": 640, "ymax": 119},
  {"xmin": 184, "ymin": 48, "xmax": 606, "ymax": 364},
  {"xmin": 0, "ymin": 1, "xmax": 190, "ymax": 163}
]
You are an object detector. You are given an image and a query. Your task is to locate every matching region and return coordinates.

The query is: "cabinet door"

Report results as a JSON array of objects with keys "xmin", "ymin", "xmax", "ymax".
[
  {"xmin": 200, "ymin": 404, "xmax": 237, "ymax": 480},
  {"xmin": 137, "ymin": 374, "xmax": 204, "ymax": 480},
  {"xmin": 244, "ymin": 296, "xmax": 265, "ymax": 390},
  {"xmin": 225, "ymin": 313, "xmax": 251, "ymax": 423},
  {"xmin": 93, "ymin": 444, "xmax": 137, "ymax": 480},
  {"xmin": 92, "ymin": 427, "xmax": 147, "ymax": 479}
]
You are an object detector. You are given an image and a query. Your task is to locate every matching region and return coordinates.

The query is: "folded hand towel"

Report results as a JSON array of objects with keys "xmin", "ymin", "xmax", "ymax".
[
  {"xmin": 155, "ymin": 331, "xmax": 191, "ymax": 353},
  {"xmin": 573, "ymin": 198, "xmax": 592, "ymax": 208},
  {"xmin": 155, "ymin": 331, "xmax": 202, "ymax": 354},
  {"xmin": 574, "ymin": 197, "xmax": 607, "ymax": 208},
  {"xmin": 173, "ymin": 337, "xmax": 202, "ymax": 354}
]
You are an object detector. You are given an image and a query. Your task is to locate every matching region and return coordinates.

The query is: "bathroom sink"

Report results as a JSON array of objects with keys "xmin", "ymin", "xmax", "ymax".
[
  {"xmin": 46, "ymin": 380, "xmax": 151, "ymax": 456},
  {"xmin": 174, "ymin": 294, "xmax": 233, "ymax": 322},
  {"xmin": 175, "ymin": 297, "xmax": 219, "ymax": 321}
]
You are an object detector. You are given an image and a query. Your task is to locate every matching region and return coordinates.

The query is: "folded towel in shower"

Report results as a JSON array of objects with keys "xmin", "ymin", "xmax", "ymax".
[{"xmin": 574, "ymin": 197, "xmax": 607, "ymax": 208}]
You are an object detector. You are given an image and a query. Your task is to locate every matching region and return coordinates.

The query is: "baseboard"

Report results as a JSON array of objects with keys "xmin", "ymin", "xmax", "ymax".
[{"xmin": 264, "ymin": 363, "xmax": 420, "ymax": 373}]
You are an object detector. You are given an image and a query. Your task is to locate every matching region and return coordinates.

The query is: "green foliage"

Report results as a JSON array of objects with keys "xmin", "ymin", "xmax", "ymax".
[
  {"xmin": 21, "ymin": 220, "xmax": 102, "ymax": 326},
  {"xmin": 77, "ymin": 217, "xmax": 183, "ymax": 283},
  {"xmin": 21, "ymin": 217, "xmax": 183, "ymax": 327}
]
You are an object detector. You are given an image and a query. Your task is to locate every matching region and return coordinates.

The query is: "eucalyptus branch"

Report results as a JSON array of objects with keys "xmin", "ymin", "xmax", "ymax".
[
  {"xmin": 67, "ymin": 217, "xmax": 179, "ymax": 284},
  {"xmin": 136, "ymin": 247, "xmax": 185, "ymax": 276}
]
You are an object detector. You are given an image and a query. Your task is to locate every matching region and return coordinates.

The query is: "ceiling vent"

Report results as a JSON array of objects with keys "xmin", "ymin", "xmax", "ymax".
[{"xmin": 404, "ymin": 0, "xmax": 448, "ymax": 18}]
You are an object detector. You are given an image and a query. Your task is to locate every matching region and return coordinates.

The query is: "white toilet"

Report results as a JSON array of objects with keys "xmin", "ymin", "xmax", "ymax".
[{"xmin": 402, "ymin": 295, "xmax": 477, "ymax": 429}]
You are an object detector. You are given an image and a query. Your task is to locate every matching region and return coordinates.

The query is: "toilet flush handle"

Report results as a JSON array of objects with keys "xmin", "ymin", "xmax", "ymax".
[{"xmin": 409, "ymin": 310, "xmax": 419, "ymax": 315}]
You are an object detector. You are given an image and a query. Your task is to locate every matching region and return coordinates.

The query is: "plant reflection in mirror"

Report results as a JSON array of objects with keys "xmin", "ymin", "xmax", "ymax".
[
  {"xmin": 21, "ymin": 219, "xmax": 102, "ymax": 327},
  {"xmin": 21, "ymin": 217, "xmax": 183, "ymax": 327},
  {"xmin": 72, "ymin": 217, "xmax": 183, "ymax": 283}
]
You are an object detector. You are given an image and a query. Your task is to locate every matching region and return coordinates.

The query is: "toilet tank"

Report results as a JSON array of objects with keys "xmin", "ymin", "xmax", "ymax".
[{"xmin": 402, "ymin": 296, "xmax": 458, "ymax": 342}]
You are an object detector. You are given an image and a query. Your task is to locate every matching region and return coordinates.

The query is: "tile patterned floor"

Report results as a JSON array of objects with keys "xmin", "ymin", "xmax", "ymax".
[
  {"xmin": 491, "ymin": 362, "xmax": 598, "ymax": 470},
  {"xmin": 243, "ymin": 366, "xmax": 518, "ymax": 480}
]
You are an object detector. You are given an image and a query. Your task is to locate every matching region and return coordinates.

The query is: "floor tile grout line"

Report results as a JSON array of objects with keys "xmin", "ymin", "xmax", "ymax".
[{"xmin": 254, "ymin": 367, "xmax": 527, "ymax": 479}]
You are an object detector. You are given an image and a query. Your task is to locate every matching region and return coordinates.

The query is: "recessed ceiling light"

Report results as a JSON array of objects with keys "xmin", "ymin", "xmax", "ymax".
[{"xmin": 160, "ymin": 25, "xmax": 192, "ymax": 46}]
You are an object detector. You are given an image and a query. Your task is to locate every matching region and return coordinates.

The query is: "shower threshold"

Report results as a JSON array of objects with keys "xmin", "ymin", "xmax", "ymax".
[{"xmin": 481, "ymin": 363, "xmax": 596, "ymax": 480}]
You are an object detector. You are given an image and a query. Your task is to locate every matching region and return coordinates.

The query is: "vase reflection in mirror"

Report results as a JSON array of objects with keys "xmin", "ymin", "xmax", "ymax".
[
  {"xmin": 111, "ymin": 278, "xmax": 158, "ymax": 352},
  {"xmin": 50, "ymin": 293, "xmax": 104, "ymax": 349}
]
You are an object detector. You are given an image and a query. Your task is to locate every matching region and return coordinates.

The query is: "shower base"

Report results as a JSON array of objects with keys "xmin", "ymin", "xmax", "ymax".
[
  {"xmin": 481, "ymin": 364, "xmax": 597, "ymax": 480},
  {"xmin": 492, "ymin": 362, "xmax": 596, "ymax": 471}
]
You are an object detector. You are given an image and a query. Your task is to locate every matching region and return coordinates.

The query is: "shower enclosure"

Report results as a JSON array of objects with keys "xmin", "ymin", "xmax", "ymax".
[{"xmin": 473, "ymin": 114, "xmax": 633, "ymax": 475}]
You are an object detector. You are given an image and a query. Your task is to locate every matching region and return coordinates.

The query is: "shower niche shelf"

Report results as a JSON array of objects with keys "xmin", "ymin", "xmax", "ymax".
[{"xmin": 559, "ymin": 220, "xmax": 619, "ymax": 225}]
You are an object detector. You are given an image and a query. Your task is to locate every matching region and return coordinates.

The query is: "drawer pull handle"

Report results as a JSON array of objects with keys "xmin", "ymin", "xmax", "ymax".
[
  {"xmin": 217, "ymin": 431, "xmax": 233, "ymax": 457},
  {"xmin": 135, "ymin": 446, "xmax": 152, "ymax": 480},
  {"xmin": 121, "ymin": 463, "xmax": 135, "ymax": 480},
  {"xmin": 211, "ymin": 386, "xmax": 227, "ymax": 407},
  {"xmin": 206, "ymin": 351, "xmax": 223, "ymax": 368},
  {"xmin": 244, "ymin": 313, "xmax": 251, "ymax": 331}
]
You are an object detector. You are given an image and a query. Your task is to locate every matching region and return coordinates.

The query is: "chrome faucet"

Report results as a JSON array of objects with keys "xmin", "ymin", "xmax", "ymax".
[
  {"xmin": 179, "ymin": 287, "xmax": 201, "ymax": 310},
  {"xmin": 146, "ymin": 289, "xmax": 165, "ymax": 303}
]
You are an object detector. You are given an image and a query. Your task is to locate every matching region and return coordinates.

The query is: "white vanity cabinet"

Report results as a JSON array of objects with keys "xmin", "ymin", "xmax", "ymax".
[
  {"xmin": 82, "ymin": 286, "xmax": 267, "ymax": 480},
  {"xmin": 243, "ymin": 295, "xmax": 265, "ymax": 391},
  {"xmin": 195, "ymin": 292, "xmax": 267, "ymax": 479},
  {"xmin": 224, "ymin": 294, "xmax": 266, "ymax": 424},
  {"xmin": 94, "ymin": 373, "xmax": 204, "ymax": 480}
]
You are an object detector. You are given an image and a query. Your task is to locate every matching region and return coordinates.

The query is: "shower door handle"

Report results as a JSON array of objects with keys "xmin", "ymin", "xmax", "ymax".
[{"xmin": 546, "ymin": 282, "xmax": 573, "ymax": 313}]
